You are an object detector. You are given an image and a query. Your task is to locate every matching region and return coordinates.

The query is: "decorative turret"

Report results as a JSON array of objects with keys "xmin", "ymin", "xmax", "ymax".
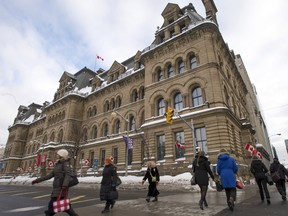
[{"xmin": 202, "ymin": 0, "xmax": 218, "ymax": 26}]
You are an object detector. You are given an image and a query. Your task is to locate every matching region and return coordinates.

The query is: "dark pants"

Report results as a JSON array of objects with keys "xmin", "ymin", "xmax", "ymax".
[
  {"xmin": 147, "ymin": 182, "xmax": 159, "ymax": 197},
  {"xmin": 275, "ymin": 179, "xmax": 286, "ymax": 196},
  {"xmin": 46, "ymin": 197, "xmax": 78, "ymax": 216},
  {"xmin": 224, "ymin": 188, "xmax": 236, "ymax": 203},
  {"xmin": 256, "ymin": 178, "xmax": 270, "ymax": 200}
]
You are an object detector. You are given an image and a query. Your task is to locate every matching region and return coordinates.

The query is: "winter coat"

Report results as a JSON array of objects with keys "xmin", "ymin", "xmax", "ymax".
[
  {"xmin": 217, "ymin": 153, "xmax": 238, "ymax": 188},
  {"xmin": 35, "ymin": 159, "xmax": 72, "ymax": 197},
  {"xmin": 100, "ymin": 164, "xmax": 118, "ymax": 201},
  {"xmin": 143, "ymin": 167, "xmax": 160, "ymax": 184},
  {"xmin": 250, "ymin": 158, "xmax": 268, "ymax": 180},
  {"xmin": 270, "ymin": 161, "xmax": 288, "ymax": 180},
  {"xmin": 192, "ymin": 155, "xmax": 214, "ymax": 186}
]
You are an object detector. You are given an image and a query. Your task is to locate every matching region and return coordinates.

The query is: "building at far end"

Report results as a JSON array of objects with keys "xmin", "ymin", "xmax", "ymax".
[{"xmin": 2, "ymin": 1, "xmax": 271, "ymax": 179}]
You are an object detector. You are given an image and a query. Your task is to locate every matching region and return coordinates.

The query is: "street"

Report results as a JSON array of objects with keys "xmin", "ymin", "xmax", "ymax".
[{"xmin": 0, "ymin": 183, "xmax": 287, "ymax": 216}]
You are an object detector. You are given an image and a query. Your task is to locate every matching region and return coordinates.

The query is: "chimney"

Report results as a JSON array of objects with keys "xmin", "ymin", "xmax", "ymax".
[{"xmin": 202, "ymin": 0, "xmax": 218, "ymax": 26}]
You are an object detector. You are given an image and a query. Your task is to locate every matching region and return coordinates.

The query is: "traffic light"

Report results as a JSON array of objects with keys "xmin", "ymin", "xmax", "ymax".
[{"xmin": 166, "ymin": 107, "xmax": 174, "ymax": 124}]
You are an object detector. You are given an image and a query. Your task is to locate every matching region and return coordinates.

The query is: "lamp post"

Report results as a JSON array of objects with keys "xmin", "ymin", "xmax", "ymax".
[
  {"xmin": 268, "ymin": 133, "xmax": 281, "ymax": 160},
  {"xmin": 111, "ymin": 110, "xmax": 130, "ymax": 176}
]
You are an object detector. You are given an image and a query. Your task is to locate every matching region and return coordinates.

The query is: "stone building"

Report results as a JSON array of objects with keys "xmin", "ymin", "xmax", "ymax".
[{"xmin": 2, "ymin": 1, "xmax": 271, "ymax": 177}]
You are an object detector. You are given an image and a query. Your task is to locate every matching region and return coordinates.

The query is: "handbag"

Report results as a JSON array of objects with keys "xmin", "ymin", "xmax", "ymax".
[
  {"xmin": 53, "ymin": 190, "xmax": 70, "ymax": 213},
  {"xmin": 271, "ymin": 169, "xmax": 281, "ymax": 183},
  {"xmin": 266, "ymin": 173, "xmax": 274, "ymax": 185},
  {"xmin": 62, "ymin": 163, "xmax": 79, "ymax": 187},
  {"xmin": 215, "ymin": 179, "xmax": 223, "ymax": 192},
  {"xmin": 190, "ymin": 175, "xmax": 196, "ymax": 185},
  {"xmin": 116, "ymin": 176, "xmax": 122, "ymax": 187},
  {"xmin": 236, "ymin": 179, "xmax": 244, "ymax": 189}
]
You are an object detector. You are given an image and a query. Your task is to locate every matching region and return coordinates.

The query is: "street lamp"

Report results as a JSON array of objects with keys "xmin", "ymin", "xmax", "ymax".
[
  {"xmin": 268, "ymin": 133, "xmax": 281, "ymax": 159},
  {"xmin": 111, "ymin": 110, "xmax": 130, "ymax": 176}
]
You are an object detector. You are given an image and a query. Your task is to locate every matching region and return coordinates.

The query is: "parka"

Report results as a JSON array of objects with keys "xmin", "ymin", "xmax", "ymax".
[
  {"xmin": 250, "ymin": 158, "xmax": 268, "ymax": 180},
  {"xmin": 192, "ymin": 155, "xmax": 214, "ymax": 186},
  {"xmin": 35, "ymin": 159, "xmax": 72, "ymax": 197},
  {"xmin": 100, "ymin": 163, "xmax": 118, "ymax": 201},
  {"xmin": 217, "ymin": 153, "xmax": 238, "ymax": 188},
  {"xmin": 270, "ymin": 160, "xmax": 288, "ymax": 180}
]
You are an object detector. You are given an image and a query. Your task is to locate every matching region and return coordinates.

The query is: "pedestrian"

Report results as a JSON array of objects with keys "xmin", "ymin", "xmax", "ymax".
[
  {"xmin": 100, "ymin": 158, "xmax": 118, "ymax": 213},
  {"xmin": 217, "ymin": 148, "xmax": 238, "ymax": 211},
  {"xmin": 192, "ymin": 150, "xmax": 214, "ymax": 210},
  {"xmin": 31, "ymin": 149, "xmax": 78, "ymax": 216},
  {"xmin": 250, "ymin": 155, "xmax": 271, "ymax": 204},
  {"xmin": 269, "ymin": 157, "xmax": 288, "ymax": 200},
  {"xmin": 141, "ymin": 161, "xmax": 160, "ymax": 202}
]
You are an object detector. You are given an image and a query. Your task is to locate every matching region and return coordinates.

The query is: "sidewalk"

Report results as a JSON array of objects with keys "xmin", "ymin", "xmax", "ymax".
[{"xmin": 51, "ymin": 184, "xmax": 278, "ymax": 216}]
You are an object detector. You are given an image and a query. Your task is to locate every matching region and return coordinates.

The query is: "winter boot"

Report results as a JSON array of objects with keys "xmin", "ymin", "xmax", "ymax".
[
  {"xmin": 110, "ymin": 200, "xmax": 116, "ymax": 209},
  {"xmin": 152, "ymin": 196, "xmax": 158, "ymax": 202},
  {"xmin": 145, "ymin": 196, "xmax": 151, "ymax": 202},
  {"xmin": 228, "ymin": 197, "xmax": 234, "ymax": 211},
  {"xmin": 199, "ymin": 200, "xmax": 204, "ymax": 210},
  {"xmin": 101, "ymin": 203, "xmax": 110, "ymax": 213},
  {"xmin": 203, "ymin": 199, "xmax": 208, "ymax": 207}
]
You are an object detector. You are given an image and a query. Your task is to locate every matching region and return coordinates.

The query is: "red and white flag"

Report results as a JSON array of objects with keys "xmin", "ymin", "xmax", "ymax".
[
  {"xmin": 96, "ymin": 55, "xmax": 104, "ymax": 61},
  {"xmin": 175, "ymin": 140, "xmax": 188, "ymax": 148},
  {"xmin": 244, "ymin": 143, "xmax": 255, "ymax": 154},
  {"xmin": 257, "ymin": 151, "xmax": 263, "ymax": 159}
]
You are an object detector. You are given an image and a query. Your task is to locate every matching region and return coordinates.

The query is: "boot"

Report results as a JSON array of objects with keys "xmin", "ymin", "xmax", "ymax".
[
  {"xmin": 199, "ymin": 200, "xmax": 204, "ymax": 210},
  {"xmin": 145, "ymin": 196, "xmax": 151, "ymax": 202},
  {"xmin": 101, "ymin": 203, "xmax": 110, "ymax": 213},
  {"xmin": 203, "ymin": 199, "xmax": 208, "ymax": 207},
  {"xmin": 152, "ymin": 196, "xmax": 158, "ymax": 202},
  {"xmin": 110, "ymin": 200, "xmax": 116, "ymax": 209},
  {"xmin": 267, "ymin": 199, "xmax": 271, "ymax": 204},
  {"xmin": 228, "ymin": 197, "xmax": 234, "ymax": 211}
]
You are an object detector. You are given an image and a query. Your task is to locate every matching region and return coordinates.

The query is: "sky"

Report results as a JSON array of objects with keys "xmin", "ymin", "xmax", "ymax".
[{"xmin": 0, "ymin": 0, "xmax": 288, "ymax": 161}]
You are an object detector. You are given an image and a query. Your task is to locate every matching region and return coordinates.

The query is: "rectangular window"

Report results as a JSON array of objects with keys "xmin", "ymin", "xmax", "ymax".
[
  {"xmin": 157, "ymin": 135, "xmax": 165, "ymax": 160},
  {"xmin": 89, "ymin": 151, "xmax": 94, "ymax": 168},
  {"xmin": 195, "ymin": 127, "xmax": 207, "ymax": 153},
  {"xmin": 113, "ymin": 147, "xmax": 118, "ymax": 164},
  {"xmin": 175, "ymin": 131, "xmax": 185, "ymax": 158},
  {"xmin": 128, "ymin": 149, "xmax": 133, "ymax": 165},
  {"xmin": 100, "ymin": 149, "xmax": 105, "ymax": 167}
]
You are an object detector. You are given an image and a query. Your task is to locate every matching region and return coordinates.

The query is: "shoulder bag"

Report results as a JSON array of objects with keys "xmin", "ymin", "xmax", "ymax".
[
  {"xmin": 271, "ymin": 167, "xmax": 281, "ymax": 183},
  {"xmin": 62, "ymin": 163, "xmax": 79, "ymax": 187}
]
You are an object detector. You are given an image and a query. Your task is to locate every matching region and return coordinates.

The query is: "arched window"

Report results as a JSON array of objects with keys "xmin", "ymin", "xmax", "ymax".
[
  {"xmin": 190, "ymin": 55, "xmax": 197, "ymax": 69},
  {"xmin": 82, "ymin": 128, "xmax": 88, "ymax": 142},
  {"xmin": 58, "ymin": 129, "xmax": 64, "ymax": 143},
  {"xmin": 103, "ymin": 123, "xmax": 108, "ymax": 137},
  {"xmin": 115, "ymin": 120, "xmax": 121, "ymax": 134},
  {"xmin": 92, "ymin": 106, "xmax": 97, "ymax": 116},
  {"xmin": 104, "ymin": 101, "xmax": 109, "ymax": 112},
  {"xmin": 132, "ymin": 89, "xmax": 138, "ymax": 102},
  {"xmin": 139, "ymin": 86, "xmax": 145, "ymax": 99},
  {"xmin": 157, "ymin": 68, "xmax": 163, "ymax": 81},
  {"xmin": 178, "ymin": 60, "xmax": 185, "ymax": 74},
  {"xmin": 192, "ymin": 87, "xmax": 203, "ymax": 107},
  {"xmin": 167, "ymin": 65, "xmax": 174, "ymax": 78},
  {"xmin": 116, "ymin": 96, "xmax": 122, "ymax": 108},
  {"xmin": 50, "ymin": 132, "xmax": 55, "ymax": 142},
  {"xmin": 92, "ymin": 125, "xmax": 97, "ymax": 139},
  {"xmin": 43, "ymin": 135, "xmax": 47, "ymax": 144},
  {"xmin": 110, "ymin": 99, "xmax": 115, "ymax": 110},
  {"xmin": 87, "ymin": 108, "xmax": 91, "ymax": 118},
  {"xmin": 157, "ymin": 98, "xmax": 165, "ymax": 116},
  {"xmin": 129, "ymin": 116, "xmax": 135, "ymax": 131},
  {"xmin": 174, "ymin": 92, "xmax": 183, "ymax": 111}
]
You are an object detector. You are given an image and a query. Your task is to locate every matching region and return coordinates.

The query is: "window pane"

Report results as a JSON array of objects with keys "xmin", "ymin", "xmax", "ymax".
[
  {"xmin": 195, "ymin": 127, "xmax": 207, "ymax": 153},
  {"xmin": 157, "ymin": 135, "xmax": 165, "ymax": 160},
  {"xmin": 158, "ymin": 98, "xmax": 165, "ymax": 116},
  {"xmin": 174, "ymin": 93, "xmax": 183, "ymax": 111},
  {"xmin": 190, "ymin": 56, "xmax": 197, "ymax": 69},
  {"xmin": 167, "ymin": 65, "xmax": 174, "ymax": 78},
  {"xmin": 192, "ymin": 87, "xmax": 203, "ymax": 107},
  {"xmin": 113, "ymin": 148, "xmax": 118, "ymax": 164},
  {"xmin": 178, "ymin": 60, "xmax": 185, "ymax": 73},
  {"xmin": 175, "ymin": 131, "xmax": 185, "ymax": 158}
]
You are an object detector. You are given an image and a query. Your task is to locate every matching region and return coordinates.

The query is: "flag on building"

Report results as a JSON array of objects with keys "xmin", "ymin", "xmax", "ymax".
[
  {"xmin": 123, "ymin": 136, "xmax": 133, "ymax": 150},
  {"xmin": 244, "ymin": 143, "xmax": 255, "ymax": 154},
  {"xmin": 256, "ymin": 151, "xmax": 263, "ymax": 159},
  {"xmin": 175, "ymin": 140, "xmax": 188, "ymax": 148},
  {"xmin": 96, "ymin": 55, "xmax": 104, "ymax": 61}
]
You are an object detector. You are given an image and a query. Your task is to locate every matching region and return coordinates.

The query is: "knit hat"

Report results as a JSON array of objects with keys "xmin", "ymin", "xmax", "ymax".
[{"xmin": 57, "ymin": 149, "xmax": 69, "ymax": 160}]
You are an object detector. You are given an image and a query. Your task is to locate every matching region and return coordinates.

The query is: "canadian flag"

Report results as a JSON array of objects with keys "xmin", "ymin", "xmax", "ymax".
[
  {"xmin": 96, "ymin": 55, "xmax": 104, "ymax": 61},
  {"xmin": 245, "ymin": 143, "xmax": 255, "ymax": 154},
  {"xmin": 176, "ymin": 141, "xmax": 188, "ymax": 148},
  {"xmin": 257, "ymin": 151, "xmax": 263, "ymax": 159}
]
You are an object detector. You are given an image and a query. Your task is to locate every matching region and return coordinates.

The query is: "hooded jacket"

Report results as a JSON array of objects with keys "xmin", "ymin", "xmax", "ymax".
[
  {"xmin": 217, "ymin": 153, "xmax": 238, "ymax": 188},
  {"xmin": 250, "ymin": 158, "xmax": 268, "ymax": 179}
]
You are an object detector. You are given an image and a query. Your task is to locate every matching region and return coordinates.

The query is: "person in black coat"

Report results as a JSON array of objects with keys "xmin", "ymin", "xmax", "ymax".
[
  {"xmin": 100, "ymin": 158, "xmax": 118, "ymax": 213},
  {"xmin": 142, "ymin": 161, "xmax": 160, "ymax": 202},
  {"xmin": 270, "ymin": 158, "xmax": 288, "ymax": 200},
  {"xmin": 250, "ymin": 155, "xmax": 271, "ymax": 204},
  {"xmin": 32, "ymin": 149, "xmax": 78, "ymax": 216},
  {"xmin": 192, "ymin": 151, "xmax": 214, "ymax": 210}
]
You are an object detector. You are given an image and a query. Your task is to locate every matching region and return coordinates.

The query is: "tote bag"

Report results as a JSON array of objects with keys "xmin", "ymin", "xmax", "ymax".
[
  {"xmin": 236, "ymin": 179, "xmax": 244, "ymax": 189},
  {"xmin": 271, "ymin": 169, "xmax": 281, "ymax": 183},
  {"xmin": 53, "ymin": 190, "xmax": 70, "ymax": 213}
]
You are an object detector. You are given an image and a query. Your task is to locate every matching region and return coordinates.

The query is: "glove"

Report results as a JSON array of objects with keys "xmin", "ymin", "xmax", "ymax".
[
  {"xmin": 32, "ymin": 179, "xmax": 38, "ymax": 185},
  {"xmin": 141, "ymin": 180, "xmax": 145, "ymax": 185}
]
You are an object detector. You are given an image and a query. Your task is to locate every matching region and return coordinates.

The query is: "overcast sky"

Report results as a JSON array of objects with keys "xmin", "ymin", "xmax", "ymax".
[{"xmin": 0, "ymin": 0, "xmax": 287, "ymax": 161}]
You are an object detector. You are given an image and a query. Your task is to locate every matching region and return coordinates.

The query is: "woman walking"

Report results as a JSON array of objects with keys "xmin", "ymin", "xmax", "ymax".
[
  {"xmin": 217, "ymin": 148, "xmax": 238, "ymax": 211},
  {"xmin": 192, "ymin": 151, "xmax": 214, "ymax": 210},
  {"xmin": 250, "ymin": 155, "xmax": 271, "ymax": 204},
  {"xmin": 100, "ymin": 158, "xmax": 119, "ymax": 213},
  {"xmin": 270, "ymin": 157, "xmax": 288, "ymax": 200},
  {"xmin": 141, "ymin": 161, "xmax": 160, "ymax": 202},
  {"xmin": 31, "ymin": 149, "xmax": 78, "ymax": 216}
]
